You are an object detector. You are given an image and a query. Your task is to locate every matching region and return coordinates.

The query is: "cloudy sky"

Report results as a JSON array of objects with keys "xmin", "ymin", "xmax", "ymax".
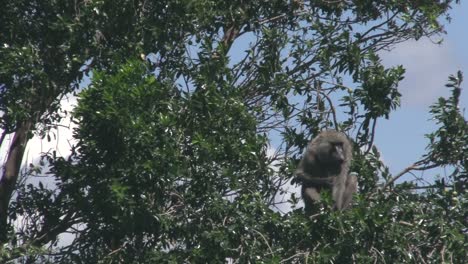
[{"xmin": 377, "ymin": 2, "xmax": 468, "ymax": 177}]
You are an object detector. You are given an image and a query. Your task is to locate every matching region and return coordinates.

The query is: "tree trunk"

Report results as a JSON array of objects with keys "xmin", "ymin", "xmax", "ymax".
[{"xmin": 0, "ymin": 120, "xmax": 32, "ymax": 242}]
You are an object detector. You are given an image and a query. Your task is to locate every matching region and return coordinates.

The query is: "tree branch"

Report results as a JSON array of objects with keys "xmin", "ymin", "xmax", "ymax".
[{"xmin": 381, "ymin": 159, "xmax": 439, "ymax": 191}]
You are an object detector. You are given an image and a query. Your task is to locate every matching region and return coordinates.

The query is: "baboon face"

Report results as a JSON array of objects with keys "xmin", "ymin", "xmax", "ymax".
[{"xmin": 316, "ymin": 141, "xmax": 345, "ymax": 164}]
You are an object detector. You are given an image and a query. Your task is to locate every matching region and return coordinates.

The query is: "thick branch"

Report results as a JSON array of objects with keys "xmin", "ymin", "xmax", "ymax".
[{"xmin": 0, "ymin": 120, "xmax": 32, "ymax": 242}]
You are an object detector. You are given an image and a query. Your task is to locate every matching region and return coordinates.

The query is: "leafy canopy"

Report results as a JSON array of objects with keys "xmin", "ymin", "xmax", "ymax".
[{"xmin": 1, "ymin": 0, "xmax": 466, "ymax": 263}]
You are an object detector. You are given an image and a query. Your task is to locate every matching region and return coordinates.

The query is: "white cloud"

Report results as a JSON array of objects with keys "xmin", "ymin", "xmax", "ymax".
[
  {"xmin": 273, "ymin": 177, "xmax": 303, "ymax": 214},
  {"xmin": 266, "ymin": 144, "xmax": 303, "ymax": 213},
  {"xmin": 380, "ymin": 38, "xmax": 459, "ymax": 107},
  {"xmin": 0, "ymin": 94, "xmax": 77, "ymax": 187},
  {"xmin": 22, "ymin": 95, "xmax": 78, "ymax": 170}
]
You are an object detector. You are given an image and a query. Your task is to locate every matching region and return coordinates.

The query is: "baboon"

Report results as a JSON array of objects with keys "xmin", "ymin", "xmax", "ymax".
[{"xmin": 295, "ymin": 130, "xmax": 356, "ymax": 211}]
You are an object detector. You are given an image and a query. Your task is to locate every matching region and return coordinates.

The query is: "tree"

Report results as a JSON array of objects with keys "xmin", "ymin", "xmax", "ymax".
[
  {"xmin": 0, "ymin": 0, "xmax": 206, "ymax": 241},
  {"xmin": 1, "ymin": 0, "xmax": 466, "ymax": 263}
]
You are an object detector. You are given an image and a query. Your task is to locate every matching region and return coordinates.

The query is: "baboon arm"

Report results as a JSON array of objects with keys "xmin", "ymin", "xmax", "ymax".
[
  {"xmin": 296, "ymin": 171, "xmax": 334, "ymax": 187},
  {"xmin": 339, "ymin": 174, "xmax": 358, "ymax": 210},
  {"xmin": 302, "ymin": 186, "xmax": 321, "ymax": 213},
  {"xmin": 303, "ymin": 187, "xmax": 321, "ymax": 202}
]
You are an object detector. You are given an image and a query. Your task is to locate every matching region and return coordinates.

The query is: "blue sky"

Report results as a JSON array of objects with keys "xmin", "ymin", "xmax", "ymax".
[{"xmin": 376, "ymin": 2, "xmax": 468, "ymax": 178}]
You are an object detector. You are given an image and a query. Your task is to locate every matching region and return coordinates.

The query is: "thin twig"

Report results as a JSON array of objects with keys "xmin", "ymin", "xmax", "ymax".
[
  {"xmin": 317, "ymin": 89, "xmax": 338, "ymax": 130},
  {"xmin": 252, "ymin": 229, "xmax": 274, "ymax": 256},
  {"xmin": 364, "ymin": 118, "xmax": 377, "ymax": 155},
  {"xmin": 380, "ymin": 160, "xmax": 439, "ymax": 191}
]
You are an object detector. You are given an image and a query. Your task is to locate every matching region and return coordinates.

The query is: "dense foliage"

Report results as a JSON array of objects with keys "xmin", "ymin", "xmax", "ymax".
[{"xmin": 1, "ymin": 0, "xmax": 466, "ymax": 263}]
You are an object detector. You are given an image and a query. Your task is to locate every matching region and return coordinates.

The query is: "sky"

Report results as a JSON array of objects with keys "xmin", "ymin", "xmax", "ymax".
[
  {"xmin": 1, "ymin": 2, "xmax": 467, "ymax": 199},
  {"xmin": 376, "ymin": 2, "xmax": 468, "ymax": 178}
]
